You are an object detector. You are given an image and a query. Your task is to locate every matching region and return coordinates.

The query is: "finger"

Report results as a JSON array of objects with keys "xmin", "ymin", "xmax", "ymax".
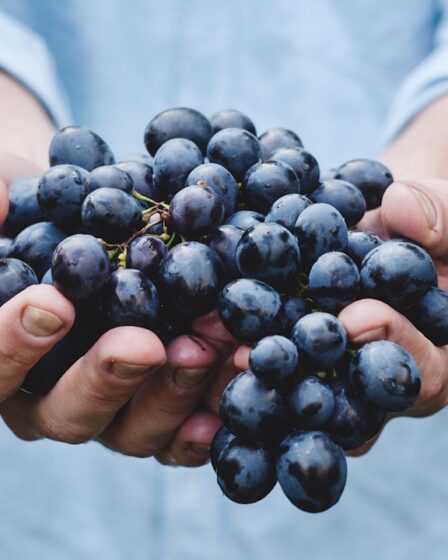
[
  {"xmin": 203, "ymin": 354, "xmax": 240, "ymax": 415},
  {"xmin": 100, "ymin": 335, "xmax": 219, "ymax": 457},
  {"xmin": 339, "ymin": 299, "xmax": 448, "ymax": 415},
  {"xmin": 156, "ymin": 411, "xmax": 221, "ymax": 467},
  {"xmin": 0, "ymin": 285, "xmax": 74, "ymax": 401},
  {"xmin": 0, "ymin": 179, "xmax": 8, "ymax": 225},
  {"xmin": 234, "ymin": 344, "xmax": 251, "ymax": 371},
  {"xmin": 356, "ymin": 207, "xmax": 388, "ymax": 239},
  {"xmin": 191, "ymin": 309, "xmax": 237, "ymax": 357},
  {"xmin": 2, "ymin": 327, "xmax": 166, "ymax": 443},
  {"xmin": 0, "ymin": 152, "xmax": 43, "ymax": 186}
]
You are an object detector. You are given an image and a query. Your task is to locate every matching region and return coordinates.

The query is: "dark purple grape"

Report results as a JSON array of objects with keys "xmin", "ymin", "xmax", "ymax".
[
  {"xmin": 335, "ymin": 159, "xmax": 393, "ymax": 210},
  {"xmin": 126, "ymin": 235, "xmax": 168, "ymax": 282},
  {"xmin": 346, "ymin": 230, "xmax": 383, "ymax": 267},
  {"xmin": 209, "ymin": 109, "xmax": 256, "ymax": 135},
  {"xmin": 0, "ymin": 237, "xmax": 13, "ymax": 258},
  {"xmin": 217, "ymin": 278, "xmax": 282, "ymax": 343},
  {"xmin": 280, "ymin": 294, "xmax": 311, "ymax": 337},
  {"xmin": 295, "ymin": 203, "xmax": 348, "ymax": 268},
  {"xmin": 243, "ymin": 161, "xmax": 301, "ymax": 213},
  {"xmin": 52, "ymin": 234, "xmax": 110, "ymax": 301},
  {"xmin": 37, "ymin": 164, "xmax": 90, "ymax": 230},
  {"xmin": 144, "ymin": 107, "xmax": 212, "ymax": 155},
  {"xmin": 186, "ymin": 163, "xmax": 238, "ymax": 218},
  {"xmin": 12, "ymin": 222, "xmax": 66, "ymax": 279},
  {"xmin": 99, "ymin": 269, "xmax": 159, "ymax": 330},
  {"xmin": 6, "ymin": 176, "xmax": 45, "ymax": 235},
  {"xmin": 270, "ymin": 147, "xmax": 320, "ymax": 195},
  {"xmin": 249, "ymin": 335, "xmax": 298, "ymax": 386},
  {"xmin": 349, "ymin": 340, "xmax": 421, "ymax": 412},
  {"xmin": 117, "ymin": 152, "xmax": 154, "ymax": 167},
  {"xmin": 115, "ymin": 161, "xmax": 162, "ymax": 201},
  {"xmin": 220, "ymin": 370, "xmax": 287, "ymax": 441},
  {"xmin": 406, "ymin": 287, "xmax": 448, "ymax": 346},
  {"xmin": 224, "ymin": 210, "xmax": 265, "ymax": 230},
  {"xmin": 235, "ymin": 222, "xmax": 301, "ymax": 290},
  {"xmin": 49, "ymin": 126, "xmax": 115, "ymax": 171},
  {"xmin": 169, "ymin": 184, "xmax": 224, "ymax": 239},
  {"xmin": 216, "ymin": 439, "xmax": 276, "ymax": 504},
  {"xmin": 210, "ymin": 425, "xmax": 235, "ymax": 471},
  {"xmin": 360, "ymin": 241, "xmax": 437, "ymax": 310},
  {"xmin": 326, "ymin": 380, "xmax": 385, "ymax": 451},
  {"xmin": 265, "ymin": 193, "xmax": 312, "ymax": 232},
  {"xmin": 277, "ymin": 430, "xmax": 347, "ymax": 513},
  {"xmin": 258, "ymin": 127, "xmax": 303, "ymax": 160},
  {"xmin": 81, "ymin": 187, "xmax": 144, "ymax": 244},
  {"xmin": 308, "ymin": 251, "xmax": 360, "ymax": 314},
  {"xmin": 289, "ymin": 376, "xmax": 335, "ymax": 429},
  {"xmin": 207, "ymin": 128, "xmax": 262, "ymax": 182},
  {"xmin": 158, "ymin": 242, "xmax": 224, "ymax": 317},
  {"xmin": 153, "ymin": 138, "xmax": 203, "ymax": 198},
  {"xmin": 41, "ymin": 268, "xmax": 53, "ymax": 285},
  {"xmin": 292, "ymin": 312, "xmax": 347, "ymax": 370},
  {"xmin": 320, "ymin": 168, "xmax": 338, "ymax": 182},
  {"xmin": 310, "ymin": 179, "xmax": 366, "ymax": 227},
  {"xmin": 0, "ymin": 258, "xmax": 38, "ymax": 305},
  {"xmin": 208, "ymin": 225, "xmax": 244, "ymax": 281},
  {"xmin": 87, "ymin": 165, "xmax": 133, "ymax": 193}
]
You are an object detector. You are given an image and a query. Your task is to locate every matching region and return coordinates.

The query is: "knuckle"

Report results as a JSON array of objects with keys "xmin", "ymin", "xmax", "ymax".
[
  {"xmin": 105, "ymin": 435, "xmax": 158, "ymax": 458},
  {"xmin": 39, "ymin": 414, "xmax": 90, "ymax": 444}
]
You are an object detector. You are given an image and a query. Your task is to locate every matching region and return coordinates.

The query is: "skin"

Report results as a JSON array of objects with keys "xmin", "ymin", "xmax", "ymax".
[{"xmin": 0, "ymin": 71, "xmax": 448, "ymax": 464}]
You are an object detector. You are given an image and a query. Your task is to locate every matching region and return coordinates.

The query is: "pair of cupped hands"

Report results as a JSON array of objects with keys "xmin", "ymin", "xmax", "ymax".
[{"xmin": 0, "ymin": 153, "xmax": 447, "ymax": 466}]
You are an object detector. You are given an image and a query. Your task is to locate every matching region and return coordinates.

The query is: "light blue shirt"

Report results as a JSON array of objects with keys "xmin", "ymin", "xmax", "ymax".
[{"xmin": 0, "ymin": 1, "xmax": 447, "ymax": 559}]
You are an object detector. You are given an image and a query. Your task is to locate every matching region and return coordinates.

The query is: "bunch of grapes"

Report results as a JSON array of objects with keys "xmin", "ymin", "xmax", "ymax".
[{"xmin": 1, "ymin": 107, "xmax": 445, "ymax": 513}]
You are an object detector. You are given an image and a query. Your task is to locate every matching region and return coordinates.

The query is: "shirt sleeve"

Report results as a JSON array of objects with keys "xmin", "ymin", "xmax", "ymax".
[
  {"xmin": 381, "ymin": 1, "xmax": 448, "ymax": 145},
  {"xmin": 0, "ymin": 10, "xmax": 70, "ymax": 126}
]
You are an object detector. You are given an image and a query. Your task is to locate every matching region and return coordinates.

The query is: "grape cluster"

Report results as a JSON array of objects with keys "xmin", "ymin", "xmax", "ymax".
[{"xmin": 0, "ymin": 107, "xmax": 442, "ymax": 512}]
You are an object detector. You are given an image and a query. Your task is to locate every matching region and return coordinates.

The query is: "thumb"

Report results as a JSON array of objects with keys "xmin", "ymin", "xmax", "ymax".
[{"xmin": 380, "ymin": 179, "xmax": 448, "ymax": 261}]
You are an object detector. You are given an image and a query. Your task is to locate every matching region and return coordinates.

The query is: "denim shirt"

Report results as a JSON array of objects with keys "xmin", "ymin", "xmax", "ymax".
[{"xmin": 0, "ymin": 1, "xmax": 447, "ymax": 559}]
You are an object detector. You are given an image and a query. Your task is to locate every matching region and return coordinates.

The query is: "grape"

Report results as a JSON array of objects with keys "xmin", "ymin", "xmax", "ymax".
[
  {"xmin": 219, "ymin": 370, "xmax": 287, "ymax": 441},
  {"xmin": 144, "ymin": 107, "xmax": 212, "ymax": 155},
  {"xmin": 158, "ymin": 242, "xmax": 224, "ymax": 317},
  {"xmin": 243, "ymin": 161, "xmax": 301, "ymax": 213},
  {"xmin": 349, "ymin": 340, "xmax": 421, "ymax": 412},
  {"xmin": 270, "ymin": 147, "xmax": 320, "ymax": 195},
  {"xmin": 207, "ymin": 128, "xmax": 262, "ymax": 182},
  {"xmin": 208, "ymin": 225, "xmax": 244, "ymax": 281},
  {"xmin": 258, "ymin": 127, "xmax": 303, "ymax": 160},
  {"xmin": 6, "ymin": 176, "xmax": 44, "ymax": 235},
  {"xmin": 49, "ymin": 125, "xmax": 115, "ymax": 171},
  {"xmin": 126, "ymin": 235, "xmax": 168, "ymax": 282},
  {"xmin": 249, "ymin": 335, "xmax": 298, "ymax": 386},
  {"xmin": 81, "ymin": 187, "xmax": 144, "ymax": 244},
  {"xmin": 12, "ymin": 222, "xmax": 66, "ymax": 279},
  {"xmin": 210, "ymin": 425, "xmax": 235, "ymax": 471},
  {"xmin": 276, "ymin": 430, "xmax": 347, "ymax": 513},
  {"xmin": 289, "ymin": 376, "xmax": 335, "ymax": 429},
  {"xmin": 153, "ymin": 138, "xmax": 203, "ymax": 198},
  {"xmin": 224, "ymin": 210, "xmax": 264, "ymax": 230},
  {"xmin": 169, "ymin": 184, "xmax": 224, "ymax": 239},
  {"xmin": 0, "ymin": 258, "xmax": 38, "ymax": 305},
  {"xmin": 217, "ymin": 278, "xmax": 283, "ymax": 342},
  {"xmin": 295, "ymin": 203, "xmax": 348, "ymax": 268},
  {"xmin": 210, "ymin": 109, "xmax": 257, "ymax": 135},
  {"xmin": 335, "ymin": 159, "xmax": 393, "ymax": 210},
  {"xmin": 87, "ymin": 165, "xmax": 134, "ymax": 193},
  {"xmin": 310, "ymin": 179, "xmax": 366, "ymax": 227},
  {"xmin": 360, "ymin": 240, "xmax": 437, "ymax": 310},
  {"xmin": 308, "ymin": 251, "xmax": 360, "ymax": 314},
  {"xmin": 52, "ymin": 234, "xmax": 110, "ymax": 301},
  {"xmin": 115, "ymin": 161, "xmax": 162, "ymax": 201},
  {"xmin": 292, "ymin": 312, "xmax": 347, "ymax": 370},
  {"xmin": 186, "ymin": 163, "xmax": 238, "ymax": 218},
  {"xmin": 279, "ymin": 294, "xmax": 310, "ymax": 337},
  {"xmin": 99, "ymin": 269, "xmax": 159, "ymax": 330},
  {"xmin": 117, "ymin": 152, "xmax": 154, "ymax": 167},
  {"xmin": 0, "ymin": 237, "xmax": 13, "ymax": 258},
  {"xmin": 406, "ymin": 287, "xmax": 448, "ymax": 346},
  {"xmin": 235, "ymin": 222, "xmax": 301, "ymax": 290},
  {"xmin": 41, "ymin": 269, "xmax": 53, "ymax": 285},
  {"xmin": 265, "ymin": 193, "xmax": 312, "ymax": 232},
  {"xmin": 216, "ymin": 439, "xmax": 276, "ymax": 504},
  {"xmin": 346, "ymin": 230, "xmax": 383, "ymax": 267},
  {"xmin": 38, "ymin": 164, "xmax": 90, "ymax": 230}
]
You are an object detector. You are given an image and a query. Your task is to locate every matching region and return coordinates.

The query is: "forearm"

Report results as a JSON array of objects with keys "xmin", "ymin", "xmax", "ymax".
[
  {"xmin": 0, "ymin": 71, "xmax": 55, "ymax": 169},
  {"xmin": 380, "ymin": 95, "xmax": 448, "ymax": 180}
]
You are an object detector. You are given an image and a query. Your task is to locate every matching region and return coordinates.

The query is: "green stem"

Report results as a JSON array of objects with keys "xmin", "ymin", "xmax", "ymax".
[{"xmin": 134, "ymin": 191, "xmax": 169, "ymax": 209}]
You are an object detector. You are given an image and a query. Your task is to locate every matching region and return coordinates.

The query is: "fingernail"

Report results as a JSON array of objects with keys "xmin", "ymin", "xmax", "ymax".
[
  {"xmin": 405, "ymin": 185, "xmax": 438, "ymax": 229},
  {"xmin": 351, "ymin": 326, "xmax": 387, "ymax": 344},
  {"xmin": 111, "ymin": 362, "xmax": 151, "ymax": 379},
  {"xmin": 173, "ymin": 368, "xmax": 209, "ymax": 389},
  {"xmin": 188, "ymin": 442, "xmax": 211, "ymax": 457},
  {"xmin": 22, "ymin": 306, "xmax": 64, "ymax": 337}
]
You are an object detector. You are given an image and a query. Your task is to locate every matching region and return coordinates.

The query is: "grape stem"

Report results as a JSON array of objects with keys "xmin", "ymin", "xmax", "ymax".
[{"xmin": 133, "ymin": 191, "xmax": 169, "ymax": 210}]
